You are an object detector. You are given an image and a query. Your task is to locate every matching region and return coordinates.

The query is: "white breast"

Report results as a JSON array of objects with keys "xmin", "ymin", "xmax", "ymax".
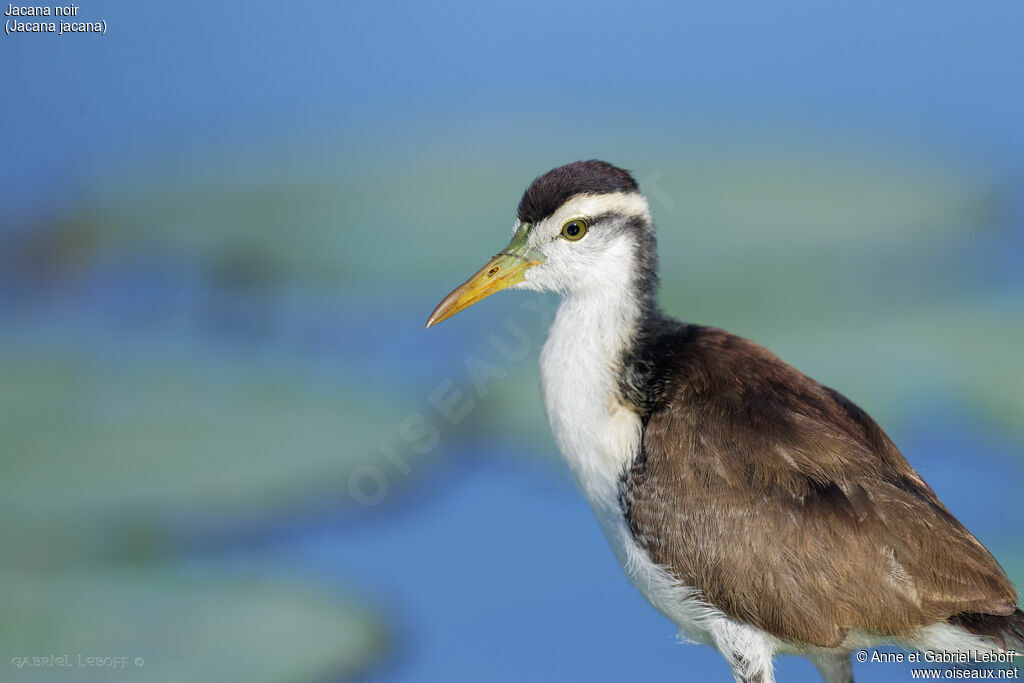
[
  {"xmin": 539, "ymin": 289, "xmax": 641, "ymax": 522},
  {"xmin": 539, "ymin": 288, "xmax": 771, "ymax": 656}
]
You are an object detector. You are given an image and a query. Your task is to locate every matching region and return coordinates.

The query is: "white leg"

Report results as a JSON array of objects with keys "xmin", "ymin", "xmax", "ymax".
[{"xmin": 708, "ymin": 619, "xmax": 776, "ymax": 683}]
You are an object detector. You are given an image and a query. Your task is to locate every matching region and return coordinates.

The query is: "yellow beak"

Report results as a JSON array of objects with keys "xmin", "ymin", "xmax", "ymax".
[{"xmin": 425, "ymin": 224, "xmax": 544, "ymax": 328}]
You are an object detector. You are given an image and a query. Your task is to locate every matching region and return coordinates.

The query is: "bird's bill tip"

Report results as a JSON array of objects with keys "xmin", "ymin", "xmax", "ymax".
[{"xmin": 424, "ymin": 251, "xmax": 542, "ymax": 328}]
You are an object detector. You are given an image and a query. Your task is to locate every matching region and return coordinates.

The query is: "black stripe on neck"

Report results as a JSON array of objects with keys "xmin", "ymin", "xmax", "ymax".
[{"xmin": 617, "ymin": 313, "xmax": 698, "ymax": 425}]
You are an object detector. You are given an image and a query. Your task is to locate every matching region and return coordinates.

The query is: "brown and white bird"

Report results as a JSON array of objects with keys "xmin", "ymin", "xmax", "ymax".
[{"xmin": 425, "ymin": 160, "xmax": 1023, "ymax": 683}]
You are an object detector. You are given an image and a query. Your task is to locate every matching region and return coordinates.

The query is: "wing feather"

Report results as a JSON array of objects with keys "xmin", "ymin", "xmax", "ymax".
[{"xmin": 619, "ymin": 326, "xmax": 1017, "ymax": 647}]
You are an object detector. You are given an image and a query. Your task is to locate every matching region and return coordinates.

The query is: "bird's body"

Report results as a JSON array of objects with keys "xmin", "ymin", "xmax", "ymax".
[{"xmin": 426, "ymin": 161, "xmax": 1023, "ymax": 682}]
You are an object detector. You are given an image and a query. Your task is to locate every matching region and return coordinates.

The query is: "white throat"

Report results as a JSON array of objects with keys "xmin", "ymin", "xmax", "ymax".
[{"xmin": 538, "ymin": 241, "xmax": 646, "ymax": 519}]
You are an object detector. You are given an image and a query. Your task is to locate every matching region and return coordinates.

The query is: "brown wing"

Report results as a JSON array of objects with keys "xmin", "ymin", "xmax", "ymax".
[{"xmin": 619, "ymin": 327, "xmax": 1018, "ymax": 648}]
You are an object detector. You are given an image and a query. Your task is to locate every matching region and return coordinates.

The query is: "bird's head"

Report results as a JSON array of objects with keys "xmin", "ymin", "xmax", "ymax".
[{"xmin": 426, "ymin": 160, "xmax": 656, "ymax": 328}]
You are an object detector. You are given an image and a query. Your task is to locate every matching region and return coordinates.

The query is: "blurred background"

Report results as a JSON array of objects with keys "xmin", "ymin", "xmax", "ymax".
[{"xmin": 2, "ymin": 1, "xmax": 1023, "ymax": 681}]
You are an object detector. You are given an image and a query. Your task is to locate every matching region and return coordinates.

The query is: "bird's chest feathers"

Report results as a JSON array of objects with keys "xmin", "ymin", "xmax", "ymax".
[{"xmin": 539, "ymin": 295, "xmax": 643, "ymax": 516}]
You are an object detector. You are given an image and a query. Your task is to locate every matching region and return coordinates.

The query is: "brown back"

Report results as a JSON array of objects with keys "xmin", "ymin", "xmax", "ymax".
[{"xmin": 619, "ymin": 327, "xmax": 1018, "ymax": 647}]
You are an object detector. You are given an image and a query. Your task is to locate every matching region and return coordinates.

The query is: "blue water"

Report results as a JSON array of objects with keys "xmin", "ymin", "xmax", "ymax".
[{"xmin": 6, "ymin": 2, "xmax": 1024, "ymax": 678}]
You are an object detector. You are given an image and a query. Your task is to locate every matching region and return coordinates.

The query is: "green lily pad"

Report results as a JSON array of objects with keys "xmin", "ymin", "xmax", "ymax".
[
  {"xmin": 0, "ymin": 568, "xmax": 387, "ymax": 683},
  {"xmin": 0, "ymin": 333, "xmax": 428, "ymax": 567}
]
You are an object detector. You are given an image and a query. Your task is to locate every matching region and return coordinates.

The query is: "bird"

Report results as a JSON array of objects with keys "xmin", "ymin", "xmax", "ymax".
[{"xmin": 424, "ymin": 160, "xmax": 1023, "ymax": 683}]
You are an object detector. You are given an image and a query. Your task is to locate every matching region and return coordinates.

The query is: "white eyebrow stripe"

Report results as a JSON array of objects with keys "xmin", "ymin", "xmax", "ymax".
[{"xmin": 550, "ymin": 192, "xmax": 651, "ymax": 225}]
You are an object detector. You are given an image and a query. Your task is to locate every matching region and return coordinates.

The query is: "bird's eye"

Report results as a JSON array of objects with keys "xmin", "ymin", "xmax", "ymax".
[{"xmin": 560, "ymin": 218, "xmax": 589, "ymax": 241}]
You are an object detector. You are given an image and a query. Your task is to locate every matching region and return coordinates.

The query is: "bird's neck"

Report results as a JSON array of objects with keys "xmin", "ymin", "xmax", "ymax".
[{"xmin": 539, "ymin": 235, "xmax": 657, "ymax": 510}]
